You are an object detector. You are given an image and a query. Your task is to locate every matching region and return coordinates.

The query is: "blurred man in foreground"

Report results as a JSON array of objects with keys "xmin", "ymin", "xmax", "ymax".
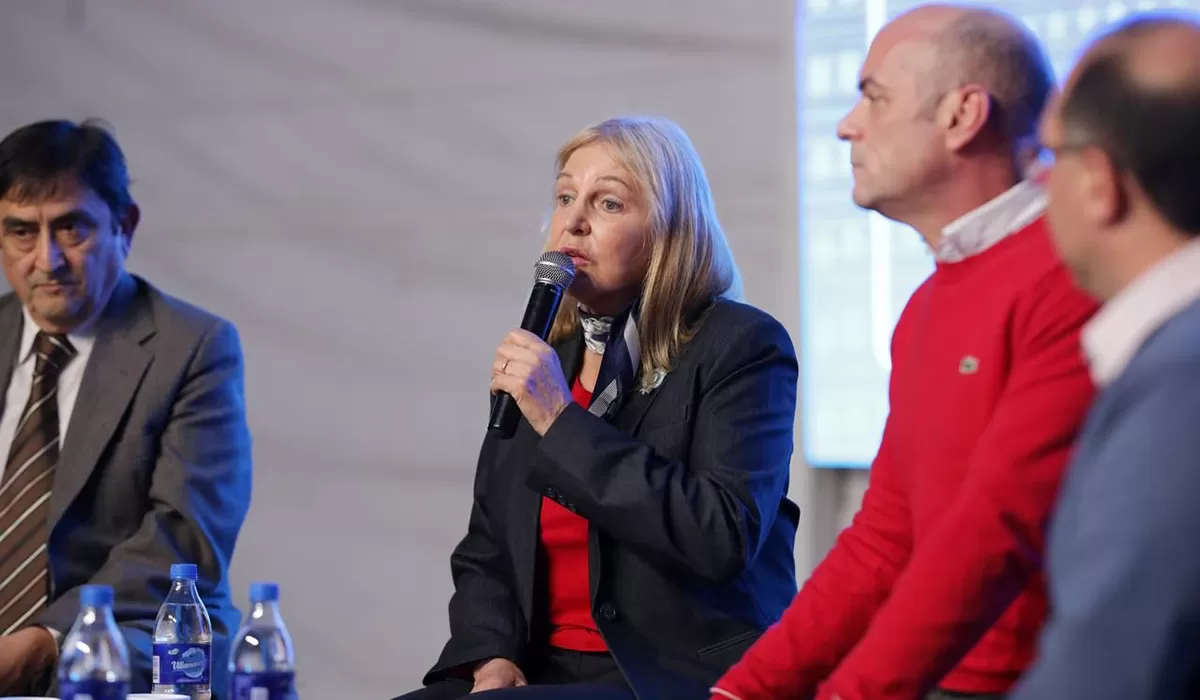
[
  {"xmin": 713, "ymin": 5, "xmax": 1098, "ymax": 699},
  {"xmin": 1011, "ymin": 12, "xmax": 1200, "ymax": 699}
]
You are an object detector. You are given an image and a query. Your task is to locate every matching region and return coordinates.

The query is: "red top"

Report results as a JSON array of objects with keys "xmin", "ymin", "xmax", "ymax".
[
  {"xmin": 540, "ymin": 378, "xmax": 608, "ymax": 652},
  {"xmin": 713, "ymin": 219, "xmax": 1099, "ymax": 699}
]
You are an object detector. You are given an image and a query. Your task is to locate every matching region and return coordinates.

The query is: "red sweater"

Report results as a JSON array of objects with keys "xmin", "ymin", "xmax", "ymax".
[
  {"xmin": 540, "ymin": 379, "xmax": 608, "ymax": 652},
  {"xmin": 713, "ymin": 219, "xmax": 1098, "ymax": 699}
]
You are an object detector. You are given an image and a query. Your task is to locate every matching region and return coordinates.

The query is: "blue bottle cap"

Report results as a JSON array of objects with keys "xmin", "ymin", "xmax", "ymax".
[
  {"xmin": 249, "ymin": 582, "xmax": 280, "ymax": 603},
  {"xmin": 80, "ymin": 584, "xmax": 114, "ymax": 607},
  {"xmin": 170, "ymin": 563, "xmax": 198, "ymax": 581}
]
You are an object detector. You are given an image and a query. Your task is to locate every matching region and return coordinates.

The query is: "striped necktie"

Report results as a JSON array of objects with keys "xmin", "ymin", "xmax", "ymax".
[{"xmin": 0, "ymin": 331, "xmax": 76, "ymax": 634}]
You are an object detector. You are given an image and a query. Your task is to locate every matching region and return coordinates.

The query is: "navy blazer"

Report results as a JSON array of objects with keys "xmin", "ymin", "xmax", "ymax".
[{"xmin": 425, "ymin": 298, "xmax": 801, "ymax": 698}]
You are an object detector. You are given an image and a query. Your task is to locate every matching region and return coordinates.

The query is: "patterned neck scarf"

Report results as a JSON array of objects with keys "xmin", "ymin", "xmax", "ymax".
[
  {"xmin": 583, "ymin": 301, "xmax": 657, "ymax": 420},
  {"xmin": 578, "ymin": 305, "xmax": 615, "ymax": 355}
]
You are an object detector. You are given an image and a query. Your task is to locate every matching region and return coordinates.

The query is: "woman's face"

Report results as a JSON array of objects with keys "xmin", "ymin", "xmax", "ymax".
[{"xmin": 549, "ymin": 143, "xmax": 652, "ymax": 315}]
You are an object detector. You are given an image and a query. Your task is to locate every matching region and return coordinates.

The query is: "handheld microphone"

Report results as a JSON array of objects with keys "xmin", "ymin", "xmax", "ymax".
[{"xmin": 488, "ymin": 250, "xmax": 576, "ymax": 438}]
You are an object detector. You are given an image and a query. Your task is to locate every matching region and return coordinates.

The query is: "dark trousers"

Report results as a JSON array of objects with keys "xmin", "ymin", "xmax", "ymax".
[{"xmin": 392, "ymin": 648, "xmax": 634, "ymax": 700}]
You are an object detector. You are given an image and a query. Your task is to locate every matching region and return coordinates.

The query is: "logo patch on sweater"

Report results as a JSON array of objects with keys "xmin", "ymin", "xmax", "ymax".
[{"xmin": 959, "ymin": 355, "xmax": 980, "ymax": 374}]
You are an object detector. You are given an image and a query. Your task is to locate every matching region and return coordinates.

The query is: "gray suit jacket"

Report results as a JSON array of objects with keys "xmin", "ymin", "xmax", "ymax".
[
  {"xmin": 1011, "ymin": 298, "xmax": 1200, "ymax": 699},
  {"xmin": 0, "ymin": 273, "xmax": 252, "ymax": 697}
]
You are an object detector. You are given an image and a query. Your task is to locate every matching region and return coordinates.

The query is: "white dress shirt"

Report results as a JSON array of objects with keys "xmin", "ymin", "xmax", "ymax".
[
  {"xmin": 935, "ymin": 179, "xmax": 1047, "ymax": 262},
  {"xmin": 0, "ymin": 307, "xmax": 95, "ymax": 482},
  {"xmin": 1083, "ymin": 237, "xmax": 1200, "ymax": 387}
]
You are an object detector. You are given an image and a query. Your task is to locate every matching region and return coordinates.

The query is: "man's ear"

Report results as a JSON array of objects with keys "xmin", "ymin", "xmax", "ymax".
[
  {"xmin": 1078, "ymin": 148, "xmax": 1127, "ymax": 227},
  {"xmin": 117, "ymin": 203, "xmax": 140, "ymax": 255},
  {"xmin": 941, "ymin": 84, "xmax": 993, "ymax": 152}
]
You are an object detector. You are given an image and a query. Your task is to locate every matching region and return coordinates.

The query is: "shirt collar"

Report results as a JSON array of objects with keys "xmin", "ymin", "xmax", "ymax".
[
  {"xmin": 1083, "ymin": 237, "xmax": 1200, "ymax": 387},
  {"xmin": 935, "ymin": 180, "xmax": 1046, "ymax": 262},
  {"xmin": 17, "ymin": 305, "xmax": 97, "ymax": 366}
]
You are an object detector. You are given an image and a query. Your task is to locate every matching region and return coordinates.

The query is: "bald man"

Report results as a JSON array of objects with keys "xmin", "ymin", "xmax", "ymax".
[
  {"xmin": 712, "ymin": 5, "xmax": 1098, "ymax": 700},
  {"xmin": 1009, "ymin": 13, "xmax": 1200, "ymax": 700}
]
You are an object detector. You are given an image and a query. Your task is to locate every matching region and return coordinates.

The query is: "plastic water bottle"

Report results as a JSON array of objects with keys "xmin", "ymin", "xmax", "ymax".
[
  {"xmin": 58, "ymin": 584, "xmax": 131, "ymax": 700},
  {"xmin": 153, "ymin": 563, "xmax": 213, "ymax": 700},
  {"xmin": 229, "ymin": 582, "xmax": 296, "ymax": 700}
]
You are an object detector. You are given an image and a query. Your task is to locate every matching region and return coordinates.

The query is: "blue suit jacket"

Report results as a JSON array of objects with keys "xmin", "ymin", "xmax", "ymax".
[{"xmin": 1012, "ymin": 299, "xmax": 1200, "ymax": 698}]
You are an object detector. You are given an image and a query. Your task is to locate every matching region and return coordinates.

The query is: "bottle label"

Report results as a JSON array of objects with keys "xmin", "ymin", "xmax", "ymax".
[
  {"xmin": 152, "ymin": 642, "xmax": 211, "ymax": 686},
  {"xmin": 231, "ymin": 670, "xmax": 296, "ymax": 700},
  {"xmin": 59, "ymin": 678, "xmax": 130, "ymax": 699}
]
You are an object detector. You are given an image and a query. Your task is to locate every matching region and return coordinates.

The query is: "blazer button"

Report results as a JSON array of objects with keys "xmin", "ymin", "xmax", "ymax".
[{"xmin": 599, "ymin": 603, "xmax": 617, "ymax": 621}]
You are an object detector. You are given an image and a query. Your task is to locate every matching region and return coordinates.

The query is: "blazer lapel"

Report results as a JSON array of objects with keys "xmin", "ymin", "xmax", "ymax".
[
  {"xmin": 615, "ymin": 386, "xmax": 666, "ymax": 436},
  {"xmin": 49, "ymin": 276, "xmax": 155, "ymax": 528},
  {"xmin": 0, "ymin": 297, "xmax": 21, "ymax": 424},
  {"xmin": 612, "ymin": 300, "xmax": 711, "ymax": 435},
  {"xmin": 556, "ymin": 331, "xmax": 584, "ymax": 391}
]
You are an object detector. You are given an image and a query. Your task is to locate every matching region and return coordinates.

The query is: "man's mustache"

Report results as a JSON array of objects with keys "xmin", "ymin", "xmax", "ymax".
[{"xmin": 29, "ymin": 275, "xmax": 77, "ymax": 287}]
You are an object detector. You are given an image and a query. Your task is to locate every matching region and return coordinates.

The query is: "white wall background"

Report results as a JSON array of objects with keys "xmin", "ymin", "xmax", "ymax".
[{"xmin": 0, "ymin": 2, "xmax": 872, "ymax": 697}]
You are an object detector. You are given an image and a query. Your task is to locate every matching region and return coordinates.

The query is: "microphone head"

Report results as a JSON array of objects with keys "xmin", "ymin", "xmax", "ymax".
[{"xmin": 534, "ymin": 250, "xmax": 576, "ymax": 290}]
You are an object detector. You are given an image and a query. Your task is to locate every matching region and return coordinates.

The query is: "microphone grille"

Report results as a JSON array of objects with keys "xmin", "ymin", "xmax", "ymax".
[{"xmin": 534, "ymin": 250, "xmax": 576, "ymax": 290}]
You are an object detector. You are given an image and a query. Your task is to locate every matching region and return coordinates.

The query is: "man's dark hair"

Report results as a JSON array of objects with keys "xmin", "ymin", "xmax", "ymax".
[
  {"xmin": 1060, "ymin": 33, "xmax": 1200, "ymax": 236},
  {"xmin": 933, "ymin": 11, "xmax": 1056, "ymax": 147},
  {"xmin": 0, "ymin": 119, "xmax": 133, "ymax": 219}
]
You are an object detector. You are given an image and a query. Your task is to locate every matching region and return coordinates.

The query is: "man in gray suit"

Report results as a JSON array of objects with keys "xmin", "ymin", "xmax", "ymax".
[
  {"xmin": 1011, "ymin": 11, "xmax": 1200, "ymax": 699},
  {"xmin": 0, "ymin": 119, "xmax": 252, "ymax": 696}
]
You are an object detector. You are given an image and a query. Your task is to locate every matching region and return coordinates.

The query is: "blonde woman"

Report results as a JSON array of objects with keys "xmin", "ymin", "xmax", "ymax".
[{"xmin": 393, "ymin": 116, "xmax": 800, "ymax": 700}]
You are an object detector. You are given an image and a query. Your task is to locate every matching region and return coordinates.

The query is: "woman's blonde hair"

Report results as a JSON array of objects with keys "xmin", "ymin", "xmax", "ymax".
[{"xmin": 546, "ymin": 116, "xmax": 743, "ymax": 390}]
